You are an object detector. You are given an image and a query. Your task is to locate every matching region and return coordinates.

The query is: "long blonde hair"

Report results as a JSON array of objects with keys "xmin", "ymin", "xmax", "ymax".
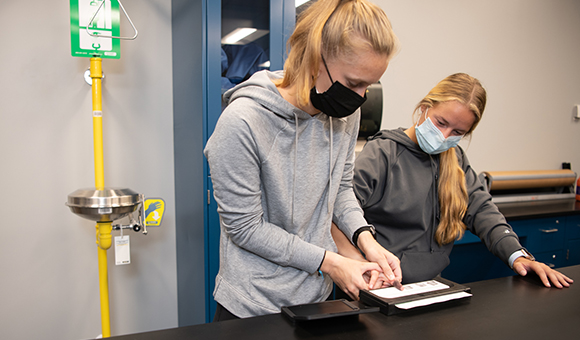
[
  {"xmin": 414, "ymin": 73, "xmax": 487, "ymax": 245},
  {"xmin": 275, "ymin": 0, "xmax": 399, "ymax": 109}
]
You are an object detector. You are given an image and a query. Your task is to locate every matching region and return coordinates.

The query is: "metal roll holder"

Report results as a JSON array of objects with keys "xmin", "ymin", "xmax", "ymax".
[{"xmin": 481, "ymin": 169, "xmax": 577, "ymax": 203}]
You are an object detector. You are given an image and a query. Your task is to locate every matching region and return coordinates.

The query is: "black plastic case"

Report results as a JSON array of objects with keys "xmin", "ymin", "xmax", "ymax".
[
  {"xmin": 281, "ymin": 299, "xmax": 379, "ymax": 321},
  {"xmin": 359, "ymin": 277, "xmax": 471, "ymax": 315}
]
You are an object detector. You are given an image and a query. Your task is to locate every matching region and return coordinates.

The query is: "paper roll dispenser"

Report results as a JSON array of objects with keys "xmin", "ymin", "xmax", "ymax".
[
  {"xmin": 359, "ymin": 82, "xmax": 382, "ymax": 138},
  {"xmin": 480, "ymin": 169, "xmax": 577, "ymax": 203}
]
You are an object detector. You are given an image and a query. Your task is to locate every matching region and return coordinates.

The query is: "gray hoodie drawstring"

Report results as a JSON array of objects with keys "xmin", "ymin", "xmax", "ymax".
[
  {"xmin": 328, "ymin": 116, "xmax": 333, "ymax": 214},
  {"xmin": 292, "ymin": 113, "xmax": 298, "ymax": 227},
  {"xmin": 429, "ymin": 155, "xmax": 438, "ymax": 253}
]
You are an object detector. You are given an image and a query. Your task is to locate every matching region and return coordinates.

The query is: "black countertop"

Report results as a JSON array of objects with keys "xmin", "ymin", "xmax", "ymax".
[
  {"xmin": 496, "ymin": 198, "xmax": 580, "ymax": 220},
  {"xmin": 108, "ymin": 265, "xmax": 580, "ymax": 340}
]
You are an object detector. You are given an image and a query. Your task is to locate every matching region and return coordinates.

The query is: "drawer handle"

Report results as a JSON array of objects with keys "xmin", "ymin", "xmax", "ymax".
[{"xmin": 539, "ymin": 228, "xmax": 559, "ymax": 233}]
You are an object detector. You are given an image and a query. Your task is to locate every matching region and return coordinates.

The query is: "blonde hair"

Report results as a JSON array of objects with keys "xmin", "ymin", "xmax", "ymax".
[
  {"xmin": 413, "ymin": 73, "xmax": 487, "ymax": 245},
  {"xmin": 275, "ymin": 0, "xmax": 399, "ymax": 108}
]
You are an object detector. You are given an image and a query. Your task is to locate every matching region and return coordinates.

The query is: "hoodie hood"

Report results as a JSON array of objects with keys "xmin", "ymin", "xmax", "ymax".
[
  {"xmin": 368, "ymin": 127, "xmax": 428, "ymax": 157},
  {"xmin": 223, "ymin": 70, "xmax": 313, "ymax": 121}
]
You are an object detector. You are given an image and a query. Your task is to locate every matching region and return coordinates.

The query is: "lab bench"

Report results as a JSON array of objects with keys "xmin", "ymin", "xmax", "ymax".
[{"xmin": 107, "ymin": 265, "xmax": 580, "ymax": 340}]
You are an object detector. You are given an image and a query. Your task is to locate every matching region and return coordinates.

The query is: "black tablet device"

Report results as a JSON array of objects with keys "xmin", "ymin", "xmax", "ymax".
[{"xmin": 281, "ymin": 299, "xmax": 378, "ymax": 321}]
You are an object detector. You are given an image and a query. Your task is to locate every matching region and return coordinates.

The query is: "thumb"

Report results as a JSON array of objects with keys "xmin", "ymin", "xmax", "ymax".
[{"xmin": 514, "ymin": 263, "xmax": 528, "ymax": 276}]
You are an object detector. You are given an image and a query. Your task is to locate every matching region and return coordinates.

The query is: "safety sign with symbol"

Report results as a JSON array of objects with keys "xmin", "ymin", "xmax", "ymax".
[
  {"xmin": 70, "ymin": 0, "xmax": 121, "ymax": 59},
  {"xmin": 144, "ymin": 198, "xmax": 166, "ymax": 227}
]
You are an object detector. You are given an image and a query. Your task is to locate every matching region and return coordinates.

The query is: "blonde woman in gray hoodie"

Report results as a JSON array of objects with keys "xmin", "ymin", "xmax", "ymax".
[{"xmin": 205, "ymin": 0, "xmax": 401, "ymax": 320}]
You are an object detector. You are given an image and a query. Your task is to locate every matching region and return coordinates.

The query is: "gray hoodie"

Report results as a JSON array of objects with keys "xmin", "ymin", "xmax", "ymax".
[
  {"xmin": 204, "ymin": 70, "xmax": 368, "ymax": 317},
  {"xmin": 353, "ymin": 128, "xmax": 523, "ymax": 283}
]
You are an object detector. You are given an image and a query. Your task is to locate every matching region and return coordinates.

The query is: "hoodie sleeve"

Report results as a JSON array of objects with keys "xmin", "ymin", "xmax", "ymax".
[
  {"xmin": 204, "ymin": 105, "xmax": 325, "ymax": 274},
  {"xmin": 352, "ymin": 138, "xmax": 391, "ymax": 209},
  {"xmin": 458, "ymin": 147, "xmax": 523, "ymax": 265},
  {"xmin": 332, "ymin": 113, "xmax": 370, "ymax": 241}
]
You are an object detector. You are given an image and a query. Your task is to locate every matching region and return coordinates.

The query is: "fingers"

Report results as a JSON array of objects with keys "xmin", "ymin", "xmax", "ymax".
[
  {"xmin": 516, "ymin": 259, "xmax": 574, "ymax": 289},
  {"xmin": 351, "ymin": 262, "xmax": 382, "ymax": 293},
  {"xmin": 562, "ymin": 273, "xmax": 574, "ymax": 284},
  {"xmin": 355, "ymin": 234, "xmax": 403, "ymax": 287},
  {"xmin": 367, "ymin": 248, "xmax": 397, "ymax": 281},
  {"xmin": 377, "ymin": 252, "xmax": 403, "ymax": 289},
  {"xmin": 535, "ymin": 267, "xmax": 551, "ymax": 288},
  {"xmin": 378, "ymin": 258, "xmax": 396, "ymax": 282},
  {"xmin": 360, "ymin": 262, "xmax": 383, "ymax": 290},
  {"xmin": 335, "ymin": 279, "xmax": 361, "ymax": 301},
  {"xmin": 544, "ymin": 268, "xmax": 573, "ymax": 288},
  {"xmin": 392, "ymin": 279, "xmax": 403, "ymax": 290},
  {"xmin": 326, "ymin": 254, "xmax": 381, "ymax": 300},
  {"xmin": 342, "ymin": 285, "xmax": 360, "ymax": 301},
  {"xmin": 365, "ymin": 271, "xmax": 392, "ymax": 289},
  {"xmin": 367, "ymin": 270, "xmax": 380, "ymax": 290},
  {"xmin": 389, "ymin": 256, "xmax": 403, "ymax": 289}
]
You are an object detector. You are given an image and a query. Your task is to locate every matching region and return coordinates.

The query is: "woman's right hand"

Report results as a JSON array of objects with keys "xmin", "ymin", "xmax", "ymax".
[
  {"xmin": 320, "ymin": 251, "xmax": 385, "ymax": 301},
  {"xmin": 330, "ymin": 222, "xmax": 394, "ymax": 291}
]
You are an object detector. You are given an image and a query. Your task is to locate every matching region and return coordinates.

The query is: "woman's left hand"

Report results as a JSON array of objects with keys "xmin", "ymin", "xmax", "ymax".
[{"xmin": 513, "ymin": 257, "xmax": 574, "ymax": 288}]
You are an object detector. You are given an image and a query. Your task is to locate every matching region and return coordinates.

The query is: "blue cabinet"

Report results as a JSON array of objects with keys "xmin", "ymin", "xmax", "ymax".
[
  {"xmin": 442, "ymin": 214, "xmax": 580, "ymax": 284},
  {"xmin": 567, "ymin": 240, "xmax": 580, "ymax": 265},
  {"xmin": 565, "ymin": 215, "xmax": 580, "ymax": 266},
  {"xmin": 566, "ymin": 215, "xmax": 580, "ymax": 240},
  {"xmin": 512, "ymin": 217, "xmax": 567, "ymax": 268},
  {"xmin": 520, "ymin": 217, "xmax": 565, "ymax": 254}
]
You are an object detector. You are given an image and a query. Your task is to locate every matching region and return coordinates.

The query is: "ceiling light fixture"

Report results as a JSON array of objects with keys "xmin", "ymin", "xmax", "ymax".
[{"xmin": 221, "ymin": 28, "xmax": 258, "ymax": 45}]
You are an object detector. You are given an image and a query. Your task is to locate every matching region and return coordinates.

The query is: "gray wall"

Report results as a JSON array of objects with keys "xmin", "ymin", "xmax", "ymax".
[
  {"xmin": 376, "ymin": 0, "xmax": 580, "ymax": 173},
  {"xmin": 0, "ymin": 1, "xmax": 179, "ymax": 339}
]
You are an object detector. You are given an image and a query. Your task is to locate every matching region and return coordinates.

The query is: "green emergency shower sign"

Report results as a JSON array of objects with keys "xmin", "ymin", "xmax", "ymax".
[{"xmin": 70, "ymin": 0, "xmax": 121, "ymax": 59}]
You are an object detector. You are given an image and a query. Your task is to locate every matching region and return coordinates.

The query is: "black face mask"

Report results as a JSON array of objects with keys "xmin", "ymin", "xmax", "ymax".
[{"xmin": 309, "ymin": 55, "xmax": 367, "ymax": 118}]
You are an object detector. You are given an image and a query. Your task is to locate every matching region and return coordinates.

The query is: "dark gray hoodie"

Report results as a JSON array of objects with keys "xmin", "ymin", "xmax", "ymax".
[
  {"xmin": 204, "ymin": 70, "xmax": 368, "ymax": 317},
  {"xmin": 353, "ymin": 128, "xmax": 523, "ymax": 283}
]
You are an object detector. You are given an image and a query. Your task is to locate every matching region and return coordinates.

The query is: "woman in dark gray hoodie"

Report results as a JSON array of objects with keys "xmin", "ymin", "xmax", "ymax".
[
  {"xmin": 351, "ymin": 73, "xmax": 573, "ymax": 288},
  {"xmin": 205, "ymin": 0, "xmax": 402, "ymax": 320}
]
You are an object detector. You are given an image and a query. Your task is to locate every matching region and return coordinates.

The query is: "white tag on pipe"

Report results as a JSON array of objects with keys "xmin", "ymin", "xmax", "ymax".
[{"xmin": 114, "ymin": 235, "xmax": 131, "ymax": 265}]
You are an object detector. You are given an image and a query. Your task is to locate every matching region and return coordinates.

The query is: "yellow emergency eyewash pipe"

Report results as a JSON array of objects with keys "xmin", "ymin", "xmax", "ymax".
[
  {"xmin": 91, "ymin": 57, "xmax": 105, "ymax": 191},
  {"xmin": 90, "ymin": 57, "xmax": 112, "ymax": 338},
  {"xmin": 97, "ymin": 222, "xmax": 112, "ymax": 338}
]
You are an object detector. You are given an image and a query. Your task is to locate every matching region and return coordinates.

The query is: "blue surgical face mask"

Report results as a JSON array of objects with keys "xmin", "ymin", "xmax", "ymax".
[{"xmin": 415, "ymin": 108, "xmax": 463, "ymax": 155}]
